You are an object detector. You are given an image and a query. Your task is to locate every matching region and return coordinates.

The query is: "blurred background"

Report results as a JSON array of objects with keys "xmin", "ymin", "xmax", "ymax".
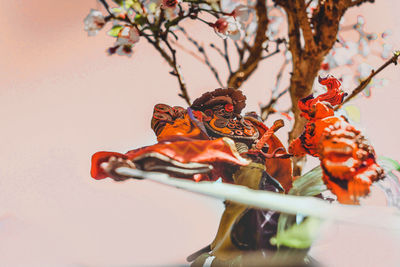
[{"xmin": 0, "ymin": 0, "xmax": 399, "ymax": 266}]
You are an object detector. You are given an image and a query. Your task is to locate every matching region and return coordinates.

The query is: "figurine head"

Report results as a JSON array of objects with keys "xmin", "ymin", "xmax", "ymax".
[{"xmin": 191, "ymin": 88, "xmax": 246, "ymax": 119}]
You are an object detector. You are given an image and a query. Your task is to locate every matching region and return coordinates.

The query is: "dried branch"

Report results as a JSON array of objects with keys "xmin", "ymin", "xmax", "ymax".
[
  {"xmin": 170, "ymin": 39, "xmax": 206, "ymax": 63},
  {"xmin": 161, "ymin": 37, "xmax": 192, "ymax": 105},
  {"xmin": 223, "ymin": 39, "xmax": 233, "ymax": 74},
  {"xmin": 179, "ymin": 28, "xmax": 224, "ymax": 87},
  {"xmin": 98, "ymin": 0, "xmax": 113, "ymax": 16},
  {"xmin": 209, "ymin": 43, "xmax": 224, "ymax": 58},
  {"xmin": 260, "ymin": 87, "xmax": 289, "ymax": 121},
  {"xmin": 209, "ymin": 43, "xmax": 232, "ymax": 76},
  {"xmin": 262, "ymin": 39, "xmax": 287, "ymax": 60},
  {"xmin": 260, "ymin": 56, "xmax": 289, "ymax": 120},
  {"xmin": 297, "ymin": 1, "xmax": 317, "ymax": 52},
  {"xmin": 98, "ymin": 0, "xmax": 192, "ymax": 105},
  {"xmin": 233, "ymin": 41, "xmax": 245, "ymax": 63},
  {"xmin": 335, "ymin": 51, "xmax": 400, "ymax": 111},
  {"xmin": 227, "ymin": 0, "xmax": 269, "ymax": 88}
]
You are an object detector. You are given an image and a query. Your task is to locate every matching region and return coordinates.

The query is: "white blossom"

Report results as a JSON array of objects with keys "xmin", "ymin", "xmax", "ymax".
[
  {"xmin": 231, "ymin": 4, "xmax": 250, "ymax": 22},
  {"xmin": 84, "ymin": 9, "xmax": 106, "ymax": 36},
  {"xmin": 323, "ymin": 42, "xmax": 358, "ymax": 69},
  {"xmin": 213, "ymin": 16, "xmax": 243, "ymax": 41},
  {"xmin": 116, "ymin": 26, "xmax": 140, "ymax": 46}
]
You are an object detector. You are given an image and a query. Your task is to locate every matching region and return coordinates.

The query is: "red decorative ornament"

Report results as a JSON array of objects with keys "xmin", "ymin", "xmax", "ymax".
[{"xmin": 225, "ymin": 103, "xmax": 234, "ymax": 112}]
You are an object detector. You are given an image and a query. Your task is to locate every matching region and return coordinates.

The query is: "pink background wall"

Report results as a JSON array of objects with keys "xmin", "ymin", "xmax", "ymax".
[{"xmin": 1, "ymin": 0, "xmax": 399, "ymax": 266}]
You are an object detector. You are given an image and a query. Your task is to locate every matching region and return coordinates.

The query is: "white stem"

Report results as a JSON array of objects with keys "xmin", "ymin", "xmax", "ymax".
[{"xmin": 116, "ymin": 167, "xmax": 400, "ymax": 231}]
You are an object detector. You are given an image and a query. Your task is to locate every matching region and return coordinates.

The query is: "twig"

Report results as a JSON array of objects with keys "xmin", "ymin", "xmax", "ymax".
[
  {"xmin": 260, "ymin": 87, "xmax": 289, "ymax": 121},
  {"xmin": 209, "ymin": 43, "xmax": 225, "ymax": 58},
  {"xmin": 98, "ymin": 0, "xmax": 192, "ymax": 105},
  {"xmin": 262, "ymin": 44, "xmax": 282, "ymax": 60},
  {"xmin": 197, "ymin": 7, "xmax": 228, "ymax": 18},
  {"xmin": 98, "ymin": 0, "xmax": 113, "ymax": 16},
  {"xmin": 162, "ymin": 37, "xmax": 192, "ymax": 105},
  {"xmin": 260, "ymin": 54, "xmax": 289, "ymax": 120},
  {"xmin": 223, "ymin": 39, "xmax": 233, "ymax": 74},
  {"xmin": 261, "ymin": 49, "xmax": 280, "ymax": 60},
  {"xmin": 273, "ymin": 56, "xmax": 289, "ymax": 92},
  {"xmin": 209, "ymin": 42, "xmax": 233, "ymax": 76},
  {"xmin": 227, "ymin": 0, "xmax": 269, "ymax": 88},
  {"xmin": 335, "ymin": 51, "xmax": 400, "ymax": 110},
  {"xmin": 233, "ymin": 41, "xmax": 245, "ymax": 63},
  {"xmin": 179, "ymin": 28, "xmax": 224, "ymax": 87},
  {"xmin": 171, "ymin": 39, "xmax": 206, "ymax": 64}
]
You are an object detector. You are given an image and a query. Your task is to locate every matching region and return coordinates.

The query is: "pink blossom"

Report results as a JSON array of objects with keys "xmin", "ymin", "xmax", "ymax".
[
  {"xmin": 84, "ymin": 9, "xmax": 106, "ymax": 36},
  {"xmin": 161, "ymin": 0, "xmax": 180, "ymax": 9},
  {"xmin": 108, "ymin": 26, "xmax": 140, "ymax": 57},
  {"xmin": 159, "ymin": 0, "xmax": 181, "ymax": 21},
  {"xmin": 213, "ymin": 16, "xmax": 243, "ymax": 40},
  {"xmin": 116, "ymin": 26, "xmax": 140, "ymax": 46},
  {"xmin": 231, "ymin": 4, "xmax": 250, "ymax": 22}
]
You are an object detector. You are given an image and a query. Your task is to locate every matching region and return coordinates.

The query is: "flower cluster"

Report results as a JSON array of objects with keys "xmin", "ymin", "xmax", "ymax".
[
  {"xmin": 211, "ymin": 3, "xmax": 250, "ymax": 40},
  {"xmin": 320, "ymin": 15, "xmax": 392, "ymax": 98},
  {"xmin": 108, "ymin": 26, "xmax": 140, "ymax": 56},
  {"xmin": 83, "ymin": 0, "xmax": 254, "ymax": 56}
]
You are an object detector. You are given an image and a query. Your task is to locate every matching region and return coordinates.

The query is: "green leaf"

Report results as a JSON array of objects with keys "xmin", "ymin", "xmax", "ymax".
[
  {"xmin": 273, "ymin": 166, "xmax": 326, "ymax": 250},
  {"xmin": 289, "ymin": 166, "xmax": 326, "ymax": 196},
  {"xmin": 107, "ymin": 25, "xmax": 123, "ymax": 37},
  {"xmin": 270, "ymin": 217, "xmax": 322, "ymax": 249}
]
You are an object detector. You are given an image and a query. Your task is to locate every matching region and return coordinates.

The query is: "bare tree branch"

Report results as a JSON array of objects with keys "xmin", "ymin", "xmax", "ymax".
[
  {"xmin": 262, "ymin": 38, "xmax": 287, "ymax": 59},
  {"xmin": 297, "ymin": 1, "xmax": 317, "ymax": 52},
  {"xmin": 227, "ymin": 0, "xmax": 269, "ymax": 88},
  {"xmin": 335, "ymin": 51, "xmax": 400, "ymax": 110},
  {"xmin": 98, "ymin": 0, "xmax": 113, "ymax": 16},
  {"xmin": 260, "ymin": 87, "xmax": 289, "ymax": 121},
  {"xmin": 161, "ymin": 37, "xmax": 192, "ymax": 105},
  {"xmin": 170, "ymin": 39, "xmax": 206, "ymax": 63},
  {"xmin": 179, "ymin": 28, "xmax": 224, "ymax": 87},
  {"xmin": 209, "ymin": 42, "xmax": 233, "ymax": 77},
  {"xmin": 98, "ymin": 0, "xmax": 192, "ymax": 105},
  {"xmin": 233, "ymin": 41, "xmax": 245, "ymax": 63},
  {"xmin": 223, "ymin": 39, "xmax": 233, "ymax": 74},
  {"xmin": 260, "ymin": 55, "xmax": 290, "ymax": 120}
]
